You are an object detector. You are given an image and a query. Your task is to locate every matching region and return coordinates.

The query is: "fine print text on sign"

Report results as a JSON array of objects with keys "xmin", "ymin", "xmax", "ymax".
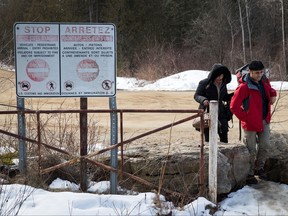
[{"xmin": 14, "ymin": 23, "xmax": 116, "ymax": 97}]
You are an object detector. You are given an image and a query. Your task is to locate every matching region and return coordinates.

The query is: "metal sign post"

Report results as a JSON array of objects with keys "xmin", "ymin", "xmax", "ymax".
[
  {"xmin": 17, "ymin": 97, "xmax": 26, "ymax": 173},
  {"xmin": 109, "ymin": 96, "xmax": 118, "ymax": 194},
  {"xmin": 80, "ymin": 97, "xmax": 88, "ymax": 191}
]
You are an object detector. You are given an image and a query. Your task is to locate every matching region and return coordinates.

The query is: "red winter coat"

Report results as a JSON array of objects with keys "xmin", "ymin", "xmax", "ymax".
[{"xmin": 230, "ymin": 74, "xmax": 277, "ymax": 132}]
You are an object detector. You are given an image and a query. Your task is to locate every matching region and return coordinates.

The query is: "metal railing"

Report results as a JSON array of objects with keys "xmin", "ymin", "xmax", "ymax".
[{"xmin": 0, "ymin": 108, "xmax": 206, "ymax": 198}]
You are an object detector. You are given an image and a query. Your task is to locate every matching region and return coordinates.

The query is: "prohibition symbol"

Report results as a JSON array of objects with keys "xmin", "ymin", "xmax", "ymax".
[
  {"xmin": 46, "ymin": 81, "xmax": 56, "ymax": 91},
  {"xmin": 102, "ymin": 80, "xmax": 112, "ymax": 90},
  {"xmin": 76, "ymin": 59, "xmax": 99, "ymax": 82},
  {"xmin": 64, "ymin": 81, "xmax": 74, "ymax": 91},
  {"xmin": 20, "ymin": 81, "xmax": 31, "ymax": 91},
  {"xmin": 26, "ymin": 59, "xmax": 50, "ymax": 82}
]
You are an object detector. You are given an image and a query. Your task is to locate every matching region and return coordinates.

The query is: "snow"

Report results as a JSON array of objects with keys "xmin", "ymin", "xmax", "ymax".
[
  {"xmin": 116, "ymin": 70, "xmax": 288, "ymax": 91},
  {"xmin": 2, "ymin": 177, "xmax": 288, "ymax": 215},
  {"xmin": 1, "ymin": 68, "xmax": 288, "ymax": 215}
]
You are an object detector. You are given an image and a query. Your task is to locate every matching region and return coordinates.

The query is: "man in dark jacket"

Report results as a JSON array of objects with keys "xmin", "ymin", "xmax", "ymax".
[
  {"xmin": 230, "ymin": 60, "xmax": 277, "ymax": 184},
  {"xmin": 194, "ymin": 64, "xmax": 233, "ymax": 143}
]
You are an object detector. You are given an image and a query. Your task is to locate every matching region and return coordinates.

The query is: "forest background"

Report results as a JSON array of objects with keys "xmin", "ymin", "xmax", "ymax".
[{"xmin": 1, "ymin": 0, "xmax": 288, "ymax": 81}]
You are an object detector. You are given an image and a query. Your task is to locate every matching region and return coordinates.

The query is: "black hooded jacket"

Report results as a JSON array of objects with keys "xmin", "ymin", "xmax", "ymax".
[{"xmin": 194, "ymin": 64, "xmax": 233, "ymax": 120}]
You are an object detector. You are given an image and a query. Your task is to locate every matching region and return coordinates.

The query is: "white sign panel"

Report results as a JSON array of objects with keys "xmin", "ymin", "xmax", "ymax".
[{"xmin": 14, "ymin": 23, "xmax": 116, "ymax": 97}]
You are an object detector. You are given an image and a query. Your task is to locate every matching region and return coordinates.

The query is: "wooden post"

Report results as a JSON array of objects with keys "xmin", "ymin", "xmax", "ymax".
[{"xmin": 209, "ymin": 100, "xmax": 218, "ymax": 203}]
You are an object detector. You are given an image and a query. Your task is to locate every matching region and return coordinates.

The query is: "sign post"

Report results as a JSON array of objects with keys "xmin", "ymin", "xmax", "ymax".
[
  {"xmin": 109, "ymin": 96, "xmax": 118, "ymax": 194},
  {"xmin": 17, "ymin": 97, "xmax": 26, "ymax": 173},
  {"xmin": 80, "ymin": 98, "xmax": 88, "ymax": 191}
]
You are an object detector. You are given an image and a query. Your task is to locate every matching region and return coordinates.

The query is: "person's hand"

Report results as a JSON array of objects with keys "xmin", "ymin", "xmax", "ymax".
[
  {"xmin": 271, "ymin": 96, "xmax": 276, "ymax": 105},
  {"xmin": 203, "ymin": 100, "xmax": 209, "ymax": 107}
]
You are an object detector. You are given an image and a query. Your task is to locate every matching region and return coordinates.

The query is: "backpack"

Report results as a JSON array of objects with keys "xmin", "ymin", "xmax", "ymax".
[
  {"xmin": 235, "ymin": 63, "xmax": 270, "ymax": 84},
  {"xmin": 235, "ymin": 64, "xmax": 249, "ymax": 83}
]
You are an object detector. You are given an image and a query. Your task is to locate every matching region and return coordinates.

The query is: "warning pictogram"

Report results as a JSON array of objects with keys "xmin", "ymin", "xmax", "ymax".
[
  {"xmin": 76, "ymin": 59, "xmax": 99, "ymax": 82},
  {"xmin": 20, "ymin": 81, "xmax": 31, "ymax": 91},
  {"xmin": 102, "ymin": 80, "xmax": 112, "ymax": 90},
  {"xmin": 64, "ymin": 81, "xmax": 74, "ymax": 91},
  {"xmin": 26, "ymin": 59, "xmax": 50, "ymax": 82},
  {"xmin": 46, "ymin": 81, "xmax": 56, "ymax": 91}
]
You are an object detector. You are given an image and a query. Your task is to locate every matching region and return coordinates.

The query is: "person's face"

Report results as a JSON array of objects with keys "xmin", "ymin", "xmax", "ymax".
[
  {"xmin": 215, "ymin": 74, "xmax": 224, "ymax": 85},
  {"xmin": 249, "ymin": 69, "xmax": 264, "ymax": 82}
]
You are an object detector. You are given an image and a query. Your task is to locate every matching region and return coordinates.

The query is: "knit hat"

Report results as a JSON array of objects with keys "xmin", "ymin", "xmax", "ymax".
[{"xmin": 248, "ymin": 60, "xmax": 264, "ymax": 71}]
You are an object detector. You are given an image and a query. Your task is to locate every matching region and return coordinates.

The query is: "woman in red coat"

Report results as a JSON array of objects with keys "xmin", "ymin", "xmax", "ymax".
[{"xmin": 230, "ymin": 60, "xmax": 277, "ymax": 184}]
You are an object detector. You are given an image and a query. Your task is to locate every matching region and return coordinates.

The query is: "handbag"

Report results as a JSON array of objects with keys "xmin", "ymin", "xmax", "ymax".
[{"xmin": 192, "ymin": 112, "xmax": 210, "ymax": 129}]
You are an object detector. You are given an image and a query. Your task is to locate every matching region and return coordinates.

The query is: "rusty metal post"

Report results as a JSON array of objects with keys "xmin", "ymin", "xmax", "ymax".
[
  {"xmin": 37, "ymin": 111, "xmax": 41, "ymax": 175},
  {"xmin": 120, "ymin": 111, "xmax": 124, "ymax": 180},
  {"xmin": 80, "ymin": 98, "xmax": 88, "ymax": 191},
  {"xmin": 199, "ymin": 110, "xmax": 205, "ymax": 196}
]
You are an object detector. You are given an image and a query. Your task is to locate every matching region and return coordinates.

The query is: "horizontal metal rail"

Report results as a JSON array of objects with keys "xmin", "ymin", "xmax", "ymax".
[
  {"xmin": 0, "ymin": 108, "xmax": 205, "ymax": 197},
  {"xmin": 0, "ymin": 108, "xmax": 202, "ymax": 114}
]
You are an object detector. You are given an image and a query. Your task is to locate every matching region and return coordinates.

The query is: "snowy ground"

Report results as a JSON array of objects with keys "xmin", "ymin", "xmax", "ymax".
[
  {"xmin": 1, "ymin": 67, "xmax": 288, "ymax": 215},
  {"xmin": 1, "ymin": 178, "xmax": 288, "ymax": 216}
]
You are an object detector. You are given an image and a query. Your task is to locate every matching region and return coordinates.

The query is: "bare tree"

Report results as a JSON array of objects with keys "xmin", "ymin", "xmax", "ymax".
[
  {"xmin": 245, "ymin": 0, "xmax": 253, "ymax": 60},
  {"xmin": 226, "ymin": 3, "xmax": 241, "ymax": 70},
  {"xmin": 280, "ymin": 0, "xmax": 287, "ymax": 78},
  {"xmin": 238, "ymin": 0, "xmax": 246, "ymax": 64}
]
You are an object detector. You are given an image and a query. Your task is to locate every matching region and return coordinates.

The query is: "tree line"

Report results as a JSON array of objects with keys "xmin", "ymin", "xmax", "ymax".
[{"xmin": 0, "ymin": 0, "xmax": 287, "ymax": 80}]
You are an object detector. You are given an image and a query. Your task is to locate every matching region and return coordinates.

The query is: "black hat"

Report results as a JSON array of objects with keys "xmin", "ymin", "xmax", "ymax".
[{"xmin": 249, "ymin": 60, "xmax": 264, "ymax": 71}]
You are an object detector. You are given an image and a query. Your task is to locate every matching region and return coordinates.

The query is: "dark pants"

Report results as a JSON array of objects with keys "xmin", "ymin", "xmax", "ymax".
[{"xmin": 204, "ymin": 118, "xmax": 229, "ymax": 143}]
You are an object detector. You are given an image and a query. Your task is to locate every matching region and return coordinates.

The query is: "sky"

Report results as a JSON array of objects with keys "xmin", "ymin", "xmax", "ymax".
[{"xmin": 1, "ymin": 69, "xmax": 288, "ymax": 215}]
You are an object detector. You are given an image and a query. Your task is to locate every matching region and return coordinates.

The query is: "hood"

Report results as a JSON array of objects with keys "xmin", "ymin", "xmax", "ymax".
[{"xmin": 207, "ymin": 63, "xmax": 232, "ymax": 84}]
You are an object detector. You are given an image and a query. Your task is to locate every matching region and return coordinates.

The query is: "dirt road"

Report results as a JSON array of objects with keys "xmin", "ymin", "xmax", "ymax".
[{"xmin": 1, "ymin": 69, "xmax": 288, "ymax": 148}]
